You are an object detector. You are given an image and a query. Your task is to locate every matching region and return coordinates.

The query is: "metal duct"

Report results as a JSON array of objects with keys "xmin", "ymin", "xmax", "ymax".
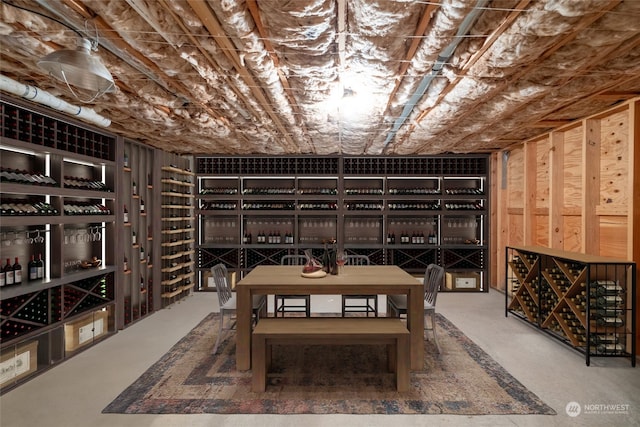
[
  {"xmin": 0, "ymin": 74, "xmax": 111, "ymax": 127},
  {"xmin": 383, "ymin": 0, "xmax": 489, "ymax": 149}
]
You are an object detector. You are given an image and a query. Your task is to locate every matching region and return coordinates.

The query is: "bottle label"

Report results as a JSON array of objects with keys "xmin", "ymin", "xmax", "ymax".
[
  {"xmin": 0, "ymin": 273, "xmax": 4, "ymax": 287},
  {"xmin": 29, "ymin": 266, "xmax": 38, "ymax": 280},
  {"xmin": 37, "ymin": 265, "xmax": 44, "ymax": 279},
  {"xmin": 14, "ymin": 270, "xmax": 21, "ymax": 283},
  {"xmin": 6, "ymin": 271, "xmax": 14, "ymax": 285}
]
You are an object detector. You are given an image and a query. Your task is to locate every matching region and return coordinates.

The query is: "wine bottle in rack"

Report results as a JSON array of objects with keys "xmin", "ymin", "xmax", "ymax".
[
  {"xmin": 36, "ymin": 253, "xmax": 44, "ymax": 279},
  {"xmin": 4, "ymin": 258, "xmax": 15, "ymax": 286},
  {"xmin": 133, "ymin": 181, "xmax": 137, "ymax": 196},
  {"xmin": 0, "ymin": 260, "xmax": 5, "ymax": 287},
  {"xmin": 28, "ymin": 255, "xmax": 38, "ymax": 281},
  {"xmin": 140, "ymin": 198, "xmax": 145, "ymax": 213},
  {"xmin": 124, "ymin": 204, "xmax": 129, "ymax": 223},
  {"xmin": 132, "ymin": 230, "xmax": 137, "ymax": 245},
  {"xmin": 124, "ymin": 151, "xmax": 129, "ymax": 168}
]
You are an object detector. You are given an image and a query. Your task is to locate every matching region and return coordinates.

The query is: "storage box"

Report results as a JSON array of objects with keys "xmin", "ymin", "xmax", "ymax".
[
  {"xmin": 445, "ymin": 272, "xmax": 481, "ymax": 291},
  {"xmin": 0, "ymin": 341, "xmax": 38, "ymax": 387},
  {"xmin": 64, "ymin": 309, "xmax": 109, "ymax": 352},
  {"xmin": 207, "ymin": 270, "xmax": 236, "ymax": 289}
]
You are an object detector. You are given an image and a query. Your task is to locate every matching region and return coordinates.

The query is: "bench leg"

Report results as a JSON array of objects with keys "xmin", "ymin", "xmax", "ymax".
[
  {"xmin": 251, "ymin": 335, "xmax": 267, "ymax": 392},
  {"xmin": 396, "ymin": 335, "xmax": 410, "ymax": 392}
]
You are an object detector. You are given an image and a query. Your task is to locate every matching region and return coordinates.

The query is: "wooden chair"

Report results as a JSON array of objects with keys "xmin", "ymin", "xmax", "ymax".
[
  {"xmin": 341, "ymin": 254, "xmax": 378, "ymax": 316},
  {"xmin": 387, "ymin": 263, "xmax": 444, "ymax": 353},
  {"xmin": 211, "ymin": 263, "xmax": 266, "ymax": 354},
  {"xmin": 274, "ymin": 254, "xmax": 311, "ymax": 317}
]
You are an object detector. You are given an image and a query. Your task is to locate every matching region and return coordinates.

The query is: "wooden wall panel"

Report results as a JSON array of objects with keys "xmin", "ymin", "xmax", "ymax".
[
  {"xmin": 562, "ymin": 127, "xmax": 584, "ymax": 210},
  {"xmin": 599, "ymin": 216, "xmax": 628, "ymax": 258},
  {"xmin": 507, "ymin": 147, "xmax": 524, "ymax": 210},
  {"xmin": 563, "ymin": 215, "xmax": 582, "ymax": 252},
  {"xmin": 535, "ymin": 138, "xmax": 551, "ymax": 210},
  {"xmin": 599, "ymin": 109, "xmax": 629, "ymax": 213},
  {"xmin": 535, "ymin": 215, "xmax": 549, "ymax": 247},
  {"xmin": 507, "ymin": 214, "xmax": 524, "ymax": 247}
]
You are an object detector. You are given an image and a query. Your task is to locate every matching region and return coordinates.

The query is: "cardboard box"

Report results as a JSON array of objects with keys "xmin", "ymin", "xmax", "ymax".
[
  {"xmin": 0, "ymin": 341, "xmax": 38, "ymax": 387},
  {"xmin": 206, "ymin": 270, "xmax": 236, "ymax": 289},
  {"xmin": 445, "ymin": 272, "xmax": 481, "ymax": 291},
  {"xmin": 64, "ymin": 309, "xmax": 110, "ymax": 352}
]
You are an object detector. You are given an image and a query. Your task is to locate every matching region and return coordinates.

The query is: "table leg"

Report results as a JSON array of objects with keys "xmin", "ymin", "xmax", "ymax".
[
  {"xmin": 407, "ymin": 287, "xmax": 424, "ymax": 370},
  {"xmin": 236, "ymin": 286, "xmax": 252, "ymax": 371}
]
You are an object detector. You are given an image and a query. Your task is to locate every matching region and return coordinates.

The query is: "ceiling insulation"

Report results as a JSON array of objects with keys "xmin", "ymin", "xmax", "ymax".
[{"xmin": 0, "ymin": 0, "xmax": 638, "ymax": 155}]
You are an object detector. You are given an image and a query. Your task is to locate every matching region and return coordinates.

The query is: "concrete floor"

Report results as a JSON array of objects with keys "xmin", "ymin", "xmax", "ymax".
[{"xmin": 1, "ymin": 289, "xmax": 639, "ymax": 427}]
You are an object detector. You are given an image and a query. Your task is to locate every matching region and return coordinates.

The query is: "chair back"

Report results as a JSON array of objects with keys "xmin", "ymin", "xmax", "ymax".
[
  {"xmin": 211, "ymin": 263, "xmax": 232, "ymax": 307},
  {"xmin": 345, "ymin": 254, "xmax": 370, "ymax": 265},
  {"xmin": 423, "ymin": 264, "xmax": 444, "ymax": 307},
  {"xmin": 281, "ymin": 254, "xmax": 308, "ymax": 265}
]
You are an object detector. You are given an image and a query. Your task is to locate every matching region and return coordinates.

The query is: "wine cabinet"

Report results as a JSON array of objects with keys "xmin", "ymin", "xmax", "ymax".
[
  {"xmin": 1, "ymin": 98, "xmax": 117, "ymax": 392},
  {"xmin": 196, "ymin": 155, "xmax": 489, "ymax": 290},
  {"xmin": 506, "ymin": 246, "xmax": 636, "ymax": 366},
  {"xmin": 119, "ymin": 139, "xmax": 159, "ymax": 327}
]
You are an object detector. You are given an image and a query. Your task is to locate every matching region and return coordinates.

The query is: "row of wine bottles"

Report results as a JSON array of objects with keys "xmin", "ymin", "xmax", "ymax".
[
  {"xmin": 1, "ymin": 200, "xmax": 58, "ymax": 216},
  {"xmin": 0, "ymin": 167, "xmax": 57, "ymax": 186},
  {"xmin": 388, "ymin": 202, "xmax": 440, "ymax": 210},
  {"xmin": 63, "ymin": 176, "xmax": 111, "ymax": 191},
  {"xmin": 243, "ymin": 231, "xmax": 295, "ymax": 244},
  {"xmin": 0, "ymin": 255, "xmax": 44, "ymax": 286},
  {"xmin": 386, "ymin": 231, "xmax": 437, "ymax": 245},
  {"xmin": 63, "ymin": 202, "xmax": 111, "ymax": 215}
]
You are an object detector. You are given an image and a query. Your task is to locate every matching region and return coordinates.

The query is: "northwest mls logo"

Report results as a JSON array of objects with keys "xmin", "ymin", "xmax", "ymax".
[
  {"xmin": 565, "ymin": 401, "xmax": 630, "ymax": 417},
  {"xmin": 566, "ymin": 401, "xmax": 581, "ymax": 417}
]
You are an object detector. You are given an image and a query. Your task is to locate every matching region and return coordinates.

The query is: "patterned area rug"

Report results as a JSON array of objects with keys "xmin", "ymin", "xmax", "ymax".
[{"xmin": 103, "ymin": 313, "xmax": 555, "ymax": 415}]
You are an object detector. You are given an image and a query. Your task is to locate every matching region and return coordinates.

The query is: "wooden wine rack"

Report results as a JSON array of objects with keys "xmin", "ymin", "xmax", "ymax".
[
  {"xmin": 506, "ymin": 246, "xmax": 636, "ymax": 366},
  {"xmin": 160, "ymin": 159, "xmax": 195, "ymax": 306}
]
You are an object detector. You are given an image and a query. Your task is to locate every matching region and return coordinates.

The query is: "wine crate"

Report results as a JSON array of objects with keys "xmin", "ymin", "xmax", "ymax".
[
  {"xmin": 0, "ymin": 341, "xmax": 38, "ymax": 388},
  {"xmin": 445, "ymin": 272, "xmax": 481, "ymax": 290},
  {"xmin": 64, "ymin": 309, "xmax": 109, "ymax": 352}
]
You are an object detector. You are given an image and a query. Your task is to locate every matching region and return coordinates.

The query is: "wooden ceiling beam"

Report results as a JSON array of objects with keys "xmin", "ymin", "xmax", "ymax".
[
  {"xmin": 187, "ymin": 0, "xmax": 300, "ymax": 153},
  {"xmin": 407, "ymin": 0, "xmax": 622, "ymax": 154},
  {"xmin": 246, "ymin": 0, "xmax": 315, "ymax": 152}
]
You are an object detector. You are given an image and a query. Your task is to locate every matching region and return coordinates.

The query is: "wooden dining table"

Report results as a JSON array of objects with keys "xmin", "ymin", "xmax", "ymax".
[{"xmin": 235, "ymin": 265, "xmax": 425, "ymax": 371}]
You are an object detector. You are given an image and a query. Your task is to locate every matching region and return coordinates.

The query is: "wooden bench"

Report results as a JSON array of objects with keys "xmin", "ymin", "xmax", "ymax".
[{"xmin": 251, "ymin": 317, "xmax": 410, "ymax": 392}]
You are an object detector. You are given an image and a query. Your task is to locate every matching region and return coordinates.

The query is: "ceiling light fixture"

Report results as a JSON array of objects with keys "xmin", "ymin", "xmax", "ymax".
[
  {"xmin": 38, "ymin": 37, "xmax": 115, "ymax": 102},
  {"xmin": 2, "ymin": 0, "xmax": 115, "ymax": 103}
]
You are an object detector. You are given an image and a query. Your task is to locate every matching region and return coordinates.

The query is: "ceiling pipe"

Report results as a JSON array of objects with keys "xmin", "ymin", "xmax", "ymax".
[
  {"xmin": 382, "ymin": 0, "xmax": 489, "ymax": 150},
  {"xmin": 0, "ymin": 74, "xmax": 111, "ymax": 127}
]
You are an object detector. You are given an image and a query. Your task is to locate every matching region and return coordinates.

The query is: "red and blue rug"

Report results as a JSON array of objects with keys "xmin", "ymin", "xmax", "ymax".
[{"xmin": 103, "ymin": 313, "xmax": 555, "ymax": 415}]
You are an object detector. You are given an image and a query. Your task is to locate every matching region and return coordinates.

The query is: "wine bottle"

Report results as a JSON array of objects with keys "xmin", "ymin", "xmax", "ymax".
[
  {"xmin": 4, "ymin": 258, "xmax": 14, "ymax": 286},
  {"xmin": 28, "ymin": 255, "xmax": 38, "ymax": 281},
  {"xmin": 124, "ymin": 151, "xmax": 129, "ymax": 167},
  {"xmin": 140, "ymin": 246, "xmax": 145, "ymax": 260},
  {"xmin": 36, "ymin": 253, "xmax": 44, "ymax": 279},
  {"xmin": 597, "ymin": 343, "xmax": 624, "ymax": 353},
  {"xmin": 0, "ymin": 261, "xmax": 5, "ymax": 287},
  {"xmin": 140, "ymin": 198, "xmax": 145, "ymax": 213},
  {"xmin": 132, "ymin": 181, "xmax": 137, "ymax": 195},
  {"xmin": 123, "ymin": 204, "xmax": 129, "ymax": 223},
  {"xmin": 596, "ymin": 316, "xmax": 624, "ymax": 327},
  {"xmin": 132, "ymin": 230, "xmax": 137, "ymax": 245}
]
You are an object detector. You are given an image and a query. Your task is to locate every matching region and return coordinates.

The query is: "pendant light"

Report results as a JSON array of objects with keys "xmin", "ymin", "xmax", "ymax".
[{"xmin": 38, "ymin": 37, "xmax": 115, "ymax": 102}]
